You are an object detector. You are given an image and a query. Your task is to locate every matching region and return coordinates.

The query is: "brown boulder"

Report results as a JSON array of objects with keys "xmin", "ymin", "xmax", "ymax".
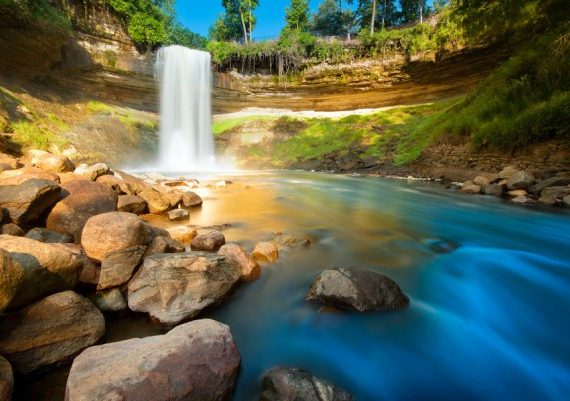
[
  {"xmin": 190, "ymin": 230, "xmax": 225, "ymax": 252},
  {"xmin": 252, "ymin": 242, "xmax": 279, "ymax": 263},
  {"xmin": 117, "ymin": 195, "xmax": 147, "ymax": 214},
  {"xmin": 167, "ymin": 226, "xmax": 197, "ymax": 244},
  {"xmin": 182, "ymin": 191, "xmax": 203, "ymax": 207},
  {"xmin": 219, "ymin": 244, "xmax": 260, "ymax": 281},
  {"xmin": 144, "ymin": 236, "xmax": 185, "ymax": 257},
  {"xmin": 0, "ymin": 153, "xmax": 18, "ymax": 170},
  {"xmin": 74, "ymin": 163, "xmax": 110, "ymax": 181},
  {"xmin": 138, "ymin": 187, "xmax": 171, "ymax": 214},
  {"xmin": 65, "ymin": 319, "xmax": 239, "ymax": 401},
  {"xmin": 0, "ymin": 235, "xmax": 82, "ymax": 310},
  {"xmin": 0, "ymin": 248, "xmax": 22, "ymax": 312},
  {"xmin": 25, "ymin": 227, "xmax": 73, "ymax": 243},
  {"xmin": 0, "ymin": 356, "xmax": 12, "ymax": 401},
  {"xmin": 0, "ymin": 178, "xmax": 61, "ymax": 225},
  {"xmin": 97, "ymin": 245, "xmax": 147, "ymax": 290},
  {"xmin": 90, "ymin": 288, "xmax": 128, "ymax": 313},
  {"xmin": 127, "ymin": 252, "xmax": 240, "ymax": 325},
  {"xmin": 168, "ymin": 208, "xmax": 189, "ymax": 221},
  {"xmin": 47, "ymin": 180, "xmax": 118, "ymax": 242},
  {"xmin": 459, "ymin": 181, "xmax": 481, "ymax": 194},
  {"xmin": 0, "ymin": 291, "xmax": 105, "ymax": 374},
  {"xmin": 36, "ymin": 154, "xmax": 75, "ymax": 173},
  {"xmin": 0, "ymin": 223, "xmax": 24, "ymax": 236},
  {"xmin": 506, "ymin": 171, "xmax": 535, "ymax": 190},
  {"xmin": 81, "ymin": 212, "xmax": 146, "ymax": 261},
  {"xmin": 0, "ymin": 167, "xmax": 59, "ymax": 185}
]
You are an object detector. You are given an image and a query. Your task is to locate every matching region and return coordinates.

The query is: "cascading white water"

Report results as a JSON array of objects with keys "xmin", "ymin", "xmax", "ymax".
[{"xmin": 155, "ymin": 45, "xmax": 215, "ymax": 171}]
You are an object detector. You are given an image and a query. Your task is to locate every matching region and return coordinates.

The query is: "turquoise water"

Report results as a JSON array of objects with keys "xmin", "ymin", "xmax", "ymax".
[{"xmin": 198, "ymin": 172, "xmax": 570, "ymax": 401}]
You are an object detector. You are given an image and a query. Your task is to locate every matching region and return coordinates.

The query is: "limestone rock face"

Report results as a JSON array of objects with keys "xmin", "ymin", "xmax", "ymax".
[
  {"xmin": 127, "ymin": 252, "xmax": 240, "ymax": 325},
  {"xmin": 306, "ymin": 267, "xmax": 409, "ymax": 312},
  {"xmin": 219, "ymin": 244, "xmax": 260, "ymax": 281},
  {"xmin": 260, "ymin": 368, "xmax": 353, "ymax": 401},
  {"xmin": 36, "ymin": 154, "xmax": 75, "ymax": 174},
  {"xmin": 0, "ymin": 356, "xmax": 13, "ymax": 401},
  {"xmin": 252, "ymin": 242, "xmax": 279, "ymax": 263},
  {"xmin": 65, "ymin": 319, "xmax": 240, "ymax": 401},
  {"xmin": 97, "ymin": 245, "xmax": 147, "ymax": 290},
  {"xmin": 47, "ymin": 180, "xmax": 118, "ymax": 242},
  {"xmin": 81, "ymin": 212, "xmax": 146, "ymax": 261},
  {"xmin": 0, "ymin": 291, "xmax": 105, "ymax": 375},
  {"xmin": 117, "ymin": 195, "xmax": 147, "ymax": 214},
  {"xmin": 190, "ymin": 230, "xmax": 225, "ymax": 251},
  {"xmin": 25, "ymin": 227, "xmax": 73, "ymax": 243},
  {"xmin": 0, "ymin": 178, "xmax": 61, "ymax": 225},
  {"xmin": 0, "ymin": 235, "xmax": 82, "ymax": 310}
]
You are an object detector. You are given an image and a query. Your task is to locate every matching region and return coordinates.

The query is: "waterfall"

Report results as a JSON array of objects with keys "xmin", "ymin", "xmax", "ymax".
[{"xmin": 155, "ymin": 45, "xmax": 215, "ymax": 171}]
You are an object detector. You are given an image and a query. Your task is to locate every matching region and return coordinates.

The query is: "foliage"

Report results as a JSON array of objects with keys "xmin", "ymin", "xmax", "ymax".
[
  {"xmin": 310, "ymin": 0, "xmax": 355, "ymax": 37},
  {"xmin": 127, "ymin": 11, "xmax": 167, "ymax": 47},
  {"xmin": 210, "ymin": 0, "xmax": 258, "ymax": 43},
  {"xmin": 285, "ymin": 0, "xmax": 310, "ymax": 32},
  {"xmin": 356, "ymin": 0, "xmax": 399, "ymax": 32},
  {"xmin": 11, "ymin": 121, "xmax": 67, "ymax": 150},
  {"xmin": 0, "ymin": 0, "xmax": 72, "ymax": 32}
]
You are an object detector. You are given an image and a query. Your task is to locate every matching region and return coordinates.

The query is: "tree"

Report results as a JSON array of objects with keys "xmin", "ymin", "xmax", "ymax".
[
  {"xmin": 211, "ymin": 0, "xmax": 258, "ymax": 43},
  {"xmin": 400, "ymin": 0, "xmax": 429, "ymax": 24},
  {"xmin": 285, "ymin": 0, "xmax": 310, "ymax": 31},
  {"xmin": 311, "ymin": 0, "xmax": 355, "ymax": 37},
  {"xmin": 356, "ymin": 0, "xmax": 398, "ymax": 33}
]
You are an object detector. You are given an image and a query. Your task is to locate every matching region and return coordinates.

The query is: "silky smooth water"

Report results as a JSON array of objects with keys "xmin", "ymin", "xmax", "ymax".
[
  {"xmin": 14, "ymin": 172, "xmax": 570, "ymax": 401},
  {"xmin": 154, "ymin": 45, "xmax": 214, "ymax": 171}
]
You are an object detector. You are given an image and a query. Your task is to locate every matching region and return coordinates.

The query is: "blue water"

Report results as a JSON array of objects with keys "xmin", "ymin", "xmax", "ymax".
[{"xmin": 195, "ymin": 172, "xmax": 570, "ymax": 401}]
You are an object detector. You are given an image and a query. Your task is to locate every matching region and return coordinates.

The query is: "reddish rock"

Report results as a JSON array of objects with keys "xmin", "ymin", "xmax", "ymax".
[
  {"xmin": 97, "ymin": 245, "xmax": 146, "ymax": 290},
  {"xmin": 36, "ymin": 154, "xmax": 74, "ymax": 174},
  {"xmin": 219, "ymin": 244, "xmax": 260, "ymax": 281}
]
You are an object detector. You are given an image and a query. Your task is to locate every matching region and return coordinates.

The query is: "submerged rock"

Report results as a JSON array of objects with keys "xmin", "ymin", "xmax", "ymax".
[
  {"xmin": 190, "ymin": 230, "xmax": 225, "ymax": 251},
  {"xmin": 421, "ymin": 238, "xmax": 460, "ymax": 254},
  {"xmin": 306, "ymin": 267, "xmax": 409, "ymax": 312},
  {"xmin": 127, "ymin": 252, "xmax": 240, "ymax": 325},
  {"xmin": 65, "ymin": 319, "xmax": 240, "ymax": 401},
  {"xmin": 0, "ymin": 356, "xmax": 13, "ymax": 401},
  {"xmin": 219, "ymin": 244, "xmax": 260, "ymax": 281},
  {"xmin": 97, "ymin": 245, "xmax": 147, "ymax": 290},
  {"xmin": 260, "ymin": 368, "xmax": 353, "ymax": 401},
  {"xmin": 0, "ymin": 291, "xmax": 105, "ymax": 374},
  {"xmin": 0, "ymin": 235, "xmax": 82, "ymax": 310},
  {"xmin": 0, "ymin": 178, "xmax": 61, "ymax": 225},
  {"xmin": 81, "ymin": 212, "xmax": 146, "ymax": 261},
  {"xmin": 252, "ymin": 242, "xmax": 279, "ymax": 263},
  {"xmin": 271, "ymin": 233, "xmax": 312, "ymax": 249}
]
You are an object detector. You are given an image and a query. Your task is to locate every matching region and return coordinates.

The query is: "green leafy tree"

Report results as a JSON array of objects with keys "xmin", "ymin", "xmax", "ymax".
[
  {"xmin": 400, "ymin": 0, "xmax": 429, "ymax": 24},
  {"xmin": 285, "ymin": 0, "xmax": 310, "ymax": 31},
  {"xmin": 356, "ymin": 0, "xmax": 398, "ymax": 33},
  {"xmin": 311, "ymin": 0, "xmax": 355, "ymax": 37}
]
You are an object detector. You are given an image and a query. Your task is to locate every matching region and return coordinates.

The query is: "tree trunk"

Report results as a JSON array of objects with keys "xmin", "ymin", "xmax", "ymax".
[
  {"xmin": 370, "ymin": 0, "xmax": 377, "ymax": 34},
  {"xmin": 382, "ymin": 0, "xmax": 387, "ymax": 31},
  {"xmin": 240, "ymin": 12, "xmax": 248, "ymax": 44},
  {"xmin": 248, "ymin": 0, "xmax": 253, "ymax": 42},
  {"xmin": 419, "ymin": 0, "xmax": 423, "ymax": 23}
]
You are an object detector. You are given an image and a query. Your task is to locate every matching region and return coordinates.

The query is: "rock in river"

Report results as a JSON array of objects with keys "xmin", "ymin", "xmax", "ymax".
[
  {"xmin": 0, "ymin": 291, "xmax": 105, "ymax": 374},
  {"xmin": 219, "ymin": 243, "xmax": 260, "ymax": 281},
  {"xmin": 65, "ymin": 319, "xmax": 240, "ymax": 401},
  {"xmin": 260, "ymin": 367, "xmax": 353, "ymax": 401},
  {"xmin": 306, "ymin": 267, "xmax": 409, "ymax": 312},
  {"xmin": 190, "ymin": 230, "xmax": 225, "ymax": 251},
  {"xmin": 127, "ymin": 252, "xmax": 240, "ymax": 325},
  {"xmin": 97, "ymin": 245, "xmax": 147, "ymax": 290},
  {"xmin": 252, "ymin": 241, "xmax": 279, "ymax": 263}
]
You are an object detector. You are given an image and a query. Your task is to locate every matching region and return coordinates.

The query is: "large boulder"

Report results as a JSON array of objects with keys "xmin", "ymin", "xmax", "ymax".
[
  {"xmin": 506, "ymin": 171, "xmax": 535, "ymax": 190},
  {"xmin": 0, "ymin": 166, "xmax": 59, "ymax": 185},
  {"xmin": 73, "ymin": 163, "xmax": 110, "ymax": 181},
  {"xmin": 459, "ymin": 181, "xmax": 481, "ymax": 194},
  {"xmin": 0, "ymin": 235, "xmax": 82, "ymax": 310},
  {"xmin": 260, "ymin": 368, "xmax": 353, "ymax": 401},
  {"xmin": 36, "ymin": 153, "xmax": 75, "ymax": 174},
  {"xmin": 181, "ymin": 191, "xmax": 203, "ymax": 207},
  {"xmin": 0, "ymin": 153, "xmax": 18, "ymax": 171},
  {"xmin": 538, "ymin": 186, "xmax": 570, "ymax": 205},
  {"xmin": 81, "ymin": 212, "xmax": 146, "ymax": 261},
  {"xmin": 190, "ymin": 230, "xmax": 225, "ymax": 251},
  {"xmin": 138, "ymin": 187, "xmax": 171, "ymax": 214},
  {"xmin": 528, "ymin": 177, "xmax": 570, "ymax": 195},
  {"xmin": 0, "ymin": 356, "xmax": 12, "ymax": 401},
  {"xmin": 25, "ymin": 227, "xmax": 73, "ymax": 243},
  {"xmin": 127, "ymin": 252, "xmax": 240, "ymax": 325},
  {"xmin": 306, "ymin": 267, "xmax": 409, "ymax": 312},
  {"xmin": 483, "ymin": 183, "xmax": 505, "ymax": 196},
  {"xmin": 167, "ymin": 226, "xmax": 197, "ymax": 244},
  {"xmin": 0, "ymin": 249, "xmax": 22, "ymax": 312},
  {"xmin": 117, "ymin": 195, "xmax": 147, "ymax": 215},
  {"xmin": 97, "ymin": 245, "xmax": 147, "ymax": 290},
  {"xmin": 498, "ymin": 166, "xmax": 519, "ymax": 180},
  {"xmin": 46, "ymin": 180, "xmax": 118, "ymax": 242},
  {"xmin": 0, "ymin": 178, "xmax": 60, "ymax": 225},
  {"xmin": 0, "ymin": 291, "xmax": 105, "ymax": 374},
  {"xmin": 65, "ymin": 319, "xmax": 240, "ymax": 401},
  {"xmin": 219, "ymin": 244, "xmax": 260, "ymax": 281},
  {"xmin": 144, "ymin": 236, "xmax": 185, "ymax": 257},
  {"xmin": 0, "ymin": 223, "xmax": 24, "ymax": 236}
]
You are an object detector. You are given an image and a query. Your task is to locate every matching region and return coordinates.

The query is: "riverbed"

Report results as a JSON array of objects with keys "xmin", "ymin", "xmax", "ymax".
[{"xmin": 16, "ymin": 172, "xmax": 570, "ymax": 401}]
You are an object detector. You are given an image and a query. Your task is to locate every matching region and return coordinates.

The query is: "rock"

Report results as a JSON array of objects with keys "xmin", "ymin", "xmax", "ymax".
[
  {"xmin": 74, "ymin": 163, "xmax": 110, "ymax": 181},
  {"xmin": 165, "ymin": 191, "xmax": 182, "ymax": 208},
  {"xmin": 507, "ymin": 189, "xmax": 528, "ymax": 197},
  {"xmin": 58, "ymin": 172, "xmax": 90, "ymax": 184},
  {"xmin": 421, "ymin": 238, "xmax": 460, "ymax": 254},
  {"xmin": 219, "ymin": 244, "xmax": 260, "ymax": 281},
  {"xmin": 472, "ymin": 175, "xmax": 490, "ymax": 188},
  {"xmin": 271, "ymin": 233, "xmax": 311, "ymax": 249},
  {"xmin": 1, "ymin": 224, "xmax": 24, "ymax": 236},
  {"xmin": 538, "ymin": 186, "xmax": 570, "ymax": 205},
  {"xmin": 138, "ymin": 187, "xmax": 171, "ymax": 214},
  {"xmin": 0, "ymin": 178, "xmax": 60, "ymax": 225},
  {"xmin": 25, "ymin": 227, "xmax": 73, "ymax": 243},
  {"xmin": 182, "ymin": 191, "xmax": 203, "ymax": 207},
  {"xmin": 65, "ymin": 319, "xmax": 239, "ymax": 401},
  {"xmin": 95, "ymin": 174, "xmax": 127, "ymax": 194},
  {"xmin": 528, "ymin": 177, "xmax": 570, "ymax": 195},
  {"xmin": 0, "ymin": 235, "xmax": 82, "ymax": 310},
  {"xmin": 0, "ymin": 154, "xmax": 18, "ymax": 170},
  {"xmin": 90, "ymin": 288, "xmax": 127, "ymax": 312},
  {"xmin": 252, "ymin": 242, "xmax": 279, "ymax": 263},
  {"xmin": 498, "ymin": 166, "xmax": 519, "ymax": 180},
  {"xmin": 506, "ymin": 171, "xmax": 535, "ymax": 190},
  {"xmin": 127, "ymin": 252, "xmax": 240, "ymax": 325},
  {"xmin": 459, "ymin": 181, "xmax": 481, "ymax": 194},
  {"xmin": 36, "ymin": 153, "xmax": 74, "ymax": 173},
  {"xmin": 511, "ymin": 195, "xmax": 536, "ymax": 205},
  {"xmin": 260, "ymin": 368, "xmax": 353, "ymax": 401},
  {"xmin": 166, "ymin": 226, "xmax": 198, "ymax": 244},
  {"xmin": 117, "ymin": 195, "xmax": 147, "ymax": 214},
  {"xmin": 81, "ymin": 212, "xmax": 146, "ymax": 261},
  {"xmin": 168, "ymin": 208, "xmax": 189, "ymax": 221},
  {"xmin": 0, "ymin": 249, "xmax": 22, "ymax": 312},
  {"xmin": 46, "ymin": 180, "xmax": 118, "ymax": 242},
  {"xmin": 27, "ymin": 149, "xmax": 50, "ymax": 165},
  {"xmin": 142, "ymin": 222, "xmax": 171, "ymax": 244},
  {"xmin": 0, "ymin": 291, "xmax": 105, "ymax": 374},
  {"xmin": 144, "ymin": 236, "xmax": 185, "ymax": 257},
  {"xmin": 190, "ymin": 230, "xmax": 225, "ymax": 252},
  {"xmin": 483, "ymin": 183, "xmax": 505, "ymax": 196},
  {"xmin": 214, "ymin": 180, "xmax": 228, "ymax": 188},
  {"xmin": 97, "ymin": 245, "xmax": 146, "ymax": 290},
  {"xmin": 306, "ymin": 267, "xmax": 409, "ymax": 312},
  {"xmin": 0, "ymin": 356, "xmax": 13, "ymax": 401},
  {"xmin": 0, "ymin": 166, "xmax": 59, "ymax": 185}
]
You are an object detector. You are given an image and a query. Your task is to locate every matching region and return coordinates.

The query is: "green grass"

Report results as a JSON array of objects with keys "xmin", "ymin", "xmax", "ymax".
[
  {"xmin": 86, "ymin": 100, "xmax": 113, "ymax": 114},
  {"xmin": 11, "ymin": 121, "xmax": 68, "ymax": 150},
  {"xmin": 213, "ymin": 115, "xmax": 278, "ymax": 135}
]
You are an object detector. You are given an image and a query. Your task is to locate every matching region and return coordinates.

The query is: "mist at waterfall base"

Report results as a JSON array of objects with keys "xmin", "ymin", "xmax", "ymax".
[{"xmin": 150, "ymin": 45, "xmax": 229, "ymax": 173}]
